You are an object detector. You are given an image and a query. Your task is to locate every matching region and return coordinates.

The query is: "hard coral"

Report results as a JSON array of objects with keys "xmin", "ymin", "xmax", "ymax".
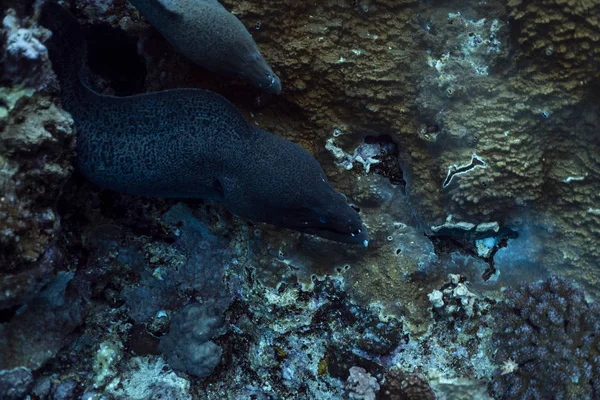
[
  {"xmin": 378, "ymin": 369, "xmax": 435, "ymax": 400},
  {"xmin": 344, "ymin": 366, "xmax": 380, "ymax": 400},
  {"xmin": 0, "ymin": 7, "xmax": 75, "ymax": 305},
  {"xmin": 508, "ymin": 0, "xmax": 600, "ymax": 87},
  {"xmin": 489, "ymin": 275, "xmax": 600, "ymax": 400}
]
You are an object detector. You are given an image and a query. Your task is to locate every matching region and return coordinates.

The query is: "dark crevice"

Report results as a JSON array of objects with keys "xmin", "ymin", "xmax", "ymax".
[
  {"xmin": 482, "ymin": 233, "xmax": 516, "ymax": 281},
  {"xmin": 363, "ymin": 134, "xmax": 406, "ymax": 190},
  {"xmin": 0, "ymin": 305, "xmax": 19, "ymax": 323},
  {"xmin": 84, "ymin": 24, "xmax": 146, "ymax": 96},
  {"xmin": 428, "ymin": 228, "xmax": 518, "ymax": 282}
]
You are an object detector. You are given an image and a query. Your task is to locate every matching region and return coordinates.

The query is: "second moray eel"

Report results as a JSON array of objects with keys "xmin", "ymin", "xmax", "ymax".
[
  {"xmin": 41, "ymin": 3, "xmax": 367, "ymax": 245},
  {"xmin": 129, "ymin": 0, "xmax": 282, "ymax": 93}
]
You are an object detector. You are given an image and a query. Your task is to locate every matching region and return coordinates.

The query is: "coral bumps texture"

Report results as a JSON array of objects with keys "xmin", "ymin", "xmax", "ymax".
[
  {"xmin": 0, "ymin": 7, "xmax": 74, "ymax": 306},
  {"xmin": 0, "ymin": 0, "xmax": 599, "ymax": 399},
  {"xmin": 490, "ymin": 276, "xmax": 600, "ymax": 399}
]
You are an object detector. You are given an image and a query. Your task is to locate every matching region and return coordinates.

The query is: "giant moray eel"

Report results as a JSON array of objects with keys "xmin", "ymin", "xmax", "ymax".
[
  {"xmin": 41, "ymin": 3, "xmax": 367, "ymax": 245},
  {"xmin": 129, "ymin": 0, "xmax": 282, "ymax": 94}
]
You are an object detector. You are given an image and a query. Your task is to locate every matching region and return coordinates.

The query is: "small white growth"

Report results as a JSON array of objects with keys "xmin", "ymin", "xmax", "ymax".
[
  {"xmin": 476, "ymin": 237, "xmax": 496, "ymax": 258},
  {"xmin": 353, "ymin": 152, "xmax": 380, "ymax": 173},
  {"xmin": 443, "ymin": 277, "xmax": 478, "ymax": 317},
  {"xmin": 500, "ymin": 359, "xmax": 519, "ymax": 375},
  {"xmin": 2, "ymin": 9, "xmax": 49, "ymax": 86},
  {"xmin": 344, "ymin": 366, "xmax": 380, "ymax": 400},
  {"xmin": 333, "ymin": 128, "xmax": 344, "ymax": 137},
  {"xmin": 471, "ymin": 62, "xmax": 489, "ymax": 76},
  {"xmin": 475, "ymin": 222, "xmax": 500, "ymax": 233},
  {"xmin": 443, "ymin": 154, "xmax": 487, "ymax": 188},
  {"xmin": 431, "ymin": 215, "xmax": 475, "ymax": 233},
  {"xmin": 325, "ymin": 135, "xmax": 382, "ymax": 173},
  {"xmin": 564, "ymin": 176, "xmax": 585, "ymax": 183},
  {"xmin": 325, "ymin": 137, "xmax": 348, "ymax": 162},
  {"xmin": 106, "ymin": 357, "xmax": 192, "ymax": 400},
  {"xmin": 447, "ymin": 12, "xmax": 461, "ymax": 21},
  {"xmin": 7, "ymin": 28, "xmax": 43, "ymax": 60},
  {"xmin": 490, "ymin": 19, "xmax": 500, "ymax": 33},
  {"xmin": 93, "ymin": 339, "xmax": 123, "ymax": 388},
  {"xmin": 264, "ymin": 285, "xmax": 298, "ymax": 306},
  {"xmin": 428, "ymin": 290, "xmax": 444, "ymax": 308}
]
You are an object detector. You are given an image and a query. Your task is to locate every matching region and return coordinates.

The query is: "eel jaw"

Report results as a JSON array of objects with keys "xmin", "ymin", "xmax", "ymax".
[
  {"xmin": 298, "ymin": 225, "xmax": 369, "ymax": 246},
  {"xmin": 264, "ymin": 74, "xmax": 282, "ymax": 94}
]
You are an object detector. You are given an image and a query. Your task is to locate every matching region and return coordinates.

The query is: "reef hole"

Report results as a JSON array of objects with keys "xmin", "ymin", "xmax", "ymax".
[
  {"xmin": 84, "ymin": 24, "xmax": 146, "ymax": 96},
  {"xmin": 363, "ymin": 134, "xmax": 406, "ymax": 189}
]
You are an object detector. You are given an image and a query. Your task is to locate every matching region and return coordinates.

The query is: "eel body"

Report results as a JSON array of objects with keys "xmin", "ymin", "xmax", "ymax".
[
  {"xmin": 129, "ymin": 0, "xmax": 282, "ymax": 94},
  {"xmin": 41, "ymin": 3, "xmax": 367, "ymax": 245}
]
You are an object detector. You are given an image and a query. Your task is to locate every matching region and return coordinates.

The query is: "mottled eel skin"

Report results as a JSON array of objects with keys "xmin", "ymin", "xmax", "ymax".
[
  {"xmin": 129, "ymin": 0, "xmax": 282, "ymax": 93},
  {"xmin": 41, "ymin": 3, "xmax": 368, "ymax": 245}
]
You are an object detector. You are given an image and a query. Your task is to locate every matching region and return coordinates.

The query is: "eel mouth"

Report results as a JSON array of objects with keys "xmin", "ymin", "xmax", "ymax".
[
  {"xmin": 264, "ymin": 75, "xmax": 282, "ymax": 94},
  {"xmin": 300, "ymin": 225, "xmax": 369, "ymax": 246}
]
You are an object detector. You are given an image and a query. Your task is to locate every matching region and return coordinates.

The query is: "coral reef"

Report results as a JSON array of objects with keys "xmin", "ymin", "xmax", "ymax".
[
  {"xmin": 379, "ymin": 369, "xmax": 436, "ymax": 400},
  {"xmin": 104, "ymin": 356, "xmax": 193, "ymax": 400},
  {"xmin": 0, "ymin": 5, "xmax": 75, "ymax": 307},
  {"xmin": 489, "ymin": 276, "xmax": 600, "ymax": 400},
  {"xmin": 508, "ymin": 0, "xmax": 600, "ymax": 88},
  {"xmin": 344, "ymin": 366, "xmax": 380, "ymax": 400},
  {"xmin": 1, "ymin": 0, "xmax": 599, "ymax": 399}
]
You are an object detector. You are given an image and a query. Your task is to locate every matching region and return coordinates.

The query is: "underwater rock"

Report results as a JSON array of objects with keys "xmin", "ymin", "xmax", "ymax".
[
  {"xmin": 0, "ymin": 7, "xmax": 75, "ymax": 305},
  {"xmin": 0, "ymin": 272, "xmax": 86, "ymax": 371},
  {"xmin": 159, "ymin": 301, "xmax": 226, "ymax": 378},
  {"xmin": 0, "ymin": 367, "xmax": 33, "ymax": 400},
  {"xmin": 120, "ymin": 203, "xmax": 234, "ymax": 323}
]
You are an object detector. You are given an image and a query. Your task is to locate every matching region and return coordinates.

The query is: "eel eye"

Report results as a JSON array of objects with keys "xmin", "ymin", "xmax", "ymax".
[{"xmin": 319, "ymin": 216, "xmax": 328, "ymax": 224}]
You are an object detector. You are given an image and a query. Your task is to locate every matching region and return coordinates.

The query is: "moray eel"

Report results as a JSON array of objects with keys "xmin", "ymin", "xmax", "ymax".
[
  {"xmin": 41, "ymin": 4, "xmax": 367, "ymax": 245},
  {"xmin": 129, "ymin": 0, "xmax": 282, "ymax": 94}
]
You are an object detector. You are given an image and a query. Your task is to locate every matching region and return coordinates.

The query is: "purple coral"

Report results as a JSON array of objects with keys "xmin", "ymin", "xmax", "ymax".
[
  {"xmin": 344, "ymin": 366, "xmax": 380, "ymax": 400},
  {"xmin": 489, "ymin": 275, "xmax": 600, "ymax": 399}
]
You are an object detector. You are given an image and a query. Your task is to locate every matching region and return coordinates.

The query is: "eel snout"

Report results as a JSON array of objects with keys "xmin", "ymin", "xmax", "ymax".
[{"xmin": 240, "ymin": 52, "xmax": 282, "ymax": 94}]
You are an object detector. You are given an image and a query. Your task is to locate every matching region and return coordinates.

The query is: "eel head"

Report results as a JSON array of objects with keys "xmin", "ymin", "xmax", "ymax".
[
  {"xmin": 280, "ymin": 194, "xmax": 368, "ymax": 245},
  {"xmin": 237, "ymin": 51, "xmax": 282, "ymax": 94},
  {"xmin": 221, "ymin": 140, "xmax": 368, "ymax": 245}
]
